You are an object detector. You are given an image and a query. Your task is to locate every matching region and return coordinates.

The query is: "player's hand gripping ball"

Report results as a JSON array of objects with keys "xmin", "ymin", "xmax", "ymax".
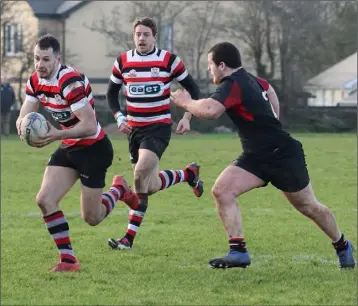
[{"xmin": 20, "ymin": 112, "xmax": 49, "ymax": 147}]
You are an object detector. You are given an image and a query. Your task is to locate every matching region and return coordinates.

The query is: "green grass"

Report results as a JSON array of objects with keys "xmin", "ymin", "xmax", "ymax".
[{"xmin": 1, "ymin": 133, "xmax": 357, "ymax": 305}]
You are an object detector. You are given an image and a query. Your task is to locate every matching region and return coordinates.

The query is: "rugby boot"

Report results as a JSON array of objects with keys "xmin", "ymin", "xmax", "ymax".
[{"xmin": 186, "ymin": 162, "xmax": 204, "ymax": 197}]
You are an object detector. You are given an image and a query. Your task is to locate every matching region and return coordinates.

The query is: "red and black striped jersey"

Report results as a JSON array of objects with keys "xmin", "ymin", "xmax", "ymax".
[
  {"xmin": 210, "ymin": 69, "xmax": 291, "ymax": 153},
  {"xmin": 25, "ymin": 64, "xmax": 105, "ymax": 147},
  {"xmin": 110, "ymin": 47, "xmax": 188, "ymax": 127}
]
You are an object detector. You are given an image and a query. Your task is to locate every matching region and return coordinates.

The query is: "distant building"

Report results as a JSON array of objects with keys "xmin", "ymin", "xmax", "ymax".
[{"xmin": 304, "ymin": 52, "xmax": 357, "ymax": 107}]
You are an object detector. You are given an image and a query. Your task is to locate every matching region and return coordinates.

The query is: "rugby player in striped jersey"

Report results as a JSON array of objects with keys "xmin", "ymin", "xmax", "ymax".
[
  {"xmin": 16, "ymin": 34, "xmax": 138, "ymax": 272},
  {"xmin": 106, "ymin": 17, "xmax": 204, "ymax": 250}
]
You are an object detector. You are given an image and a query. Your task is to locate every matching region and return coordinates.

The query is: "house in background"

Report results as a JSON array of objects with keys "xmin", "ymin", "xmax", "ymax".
[
  {"xmin": 1, "ymin": 0, "xmax": 86, "ymax": 104},
  {"xmin": 337, "ymin": 78, "xmax": 357, "ymax": 107},
  {"xmin": 2, "ymin": 0, "xmax": 260, "ymax": 101},
  {"xmin": 2, "ymin": 0, "xmax": 195, "ymax": 98},
  {"xmin": 304, "ymin": 52, "xmax": 357, "ymax": 107}
]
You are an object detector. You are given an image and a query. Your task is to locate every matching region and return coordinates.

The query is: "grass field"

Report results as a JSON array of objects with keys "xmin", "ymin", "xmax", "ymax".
[{"xmin": 1, "ymin": 133, "xmax": 357, "ymax": 305}]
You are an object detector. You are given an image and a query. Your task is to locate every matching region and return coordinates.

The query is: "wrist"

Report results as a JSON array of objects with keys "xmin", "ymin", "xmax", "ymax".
[
  {"xmin": 58, "ymin": 129, "xmax": 66, "ymax": 140},
  {"xmin": 183, "ymin": 112, "xmax": 192, "ymax": 121},
  {"xmin": 114, "ymin": 111, "xmax": 127, "ymax": 127}
]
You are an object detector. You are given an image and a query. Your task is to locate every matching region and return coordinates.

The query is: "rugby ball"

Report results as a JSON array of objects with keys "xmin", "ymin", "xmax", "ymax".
[{"xmin": 20, "ymin": 112, "xmax": 48, "ymax": 146}]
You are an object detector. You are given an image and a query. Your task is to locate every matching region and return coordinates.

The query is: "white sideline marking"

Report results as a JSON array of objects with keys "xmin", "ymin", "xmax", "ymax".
[{"xmin": 1, "ymin": 207, "xmax": 356, "ymax": 218}]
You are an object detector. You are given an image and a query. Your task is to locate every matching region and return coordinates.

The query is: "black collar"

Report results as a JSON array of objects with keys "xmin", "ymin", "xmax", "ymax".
[{"xmin": 135, "ymin": 47, "xmax": 157, "ymax": 56}]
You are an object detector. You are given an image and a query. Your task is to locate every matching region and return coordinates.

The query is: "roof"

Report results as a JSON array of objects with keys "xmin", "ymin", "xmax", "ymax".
[
  {"xmin": 27, "ymin": 0, "xmax": 89, "ymax": 18},
  {"xmin": 306, "ymin": 52, "xmax": 357, "ymax": 89}
]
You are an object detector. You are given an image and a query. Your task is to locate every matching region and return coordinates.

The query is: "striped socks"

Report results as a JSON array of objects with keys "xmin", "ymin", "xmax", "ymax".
[
  {"xmin": 158, "ymin": 169, "xmax": 194, "ymax": 190},
  {"xmin": 124, "ymin": 193, "xmax": 148, "ymax": 245},
  {"xmin": 101, "ymin": 186, "xmax": 122, "ymax": 217},
  {"xmin": 43, "ymin": 211, "xmax": 77, "ymax": 264},
  {"xmin": 229, "ymin": 237, "xmax": 247, "ymax": 253}
]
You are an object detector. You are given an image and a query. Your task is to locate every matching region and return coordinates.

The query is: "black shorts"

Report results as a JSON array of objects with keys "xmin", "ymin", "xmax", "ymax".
[
  {"xmin": 128, "ymin": 123, "xmax": 171, "ymax": 164},
  {"xmin": 233, "ymin": 140, "xmax": 310, "ymax": 192},
  {"xmin": 48, "ymin": 136, "xmax": 114, "ymax": 188}
]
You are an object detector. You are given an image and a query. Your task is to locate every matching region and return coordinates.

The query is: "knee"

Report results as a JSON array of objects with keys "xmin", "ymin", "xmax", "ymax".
[
  {"xmin": 296, "ymin": 201, "xmax": 322, "ymax": 218},
  {"xmin": 133, "ymin": 169, "xmax": 145, "ymax": 185},
  {"xmin": 212, "ymin": 184, "xmax": 232, "ymax": 201},
  {"xmin": 134, "ymin": 168, "xmax": 149, "ymax": 190},
  {"xmin": 36, "ymin": 191, "xmax": 56, "ymax": 214},
  {"xmin": 82, "ymin": 213, "xmax": 101, "ymax": 226}
]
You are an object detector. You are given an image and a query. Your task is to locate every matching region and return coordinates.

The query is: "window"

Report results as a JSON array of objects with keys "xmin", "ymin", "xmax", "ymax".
[
  {"xmin": 344, "ymin": 78, "xmax": 357, "ymax": 96},
  {"xmin": 3, "ymin": 23, "xmax": 23, "ymax": 57}
]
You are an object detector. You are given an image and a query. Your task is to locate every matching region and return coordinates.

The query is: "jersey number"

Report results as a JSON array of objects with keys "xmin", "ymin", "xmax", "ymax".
[{"xmin": 262, "ymin": 90, "xmax": 278, "ymax": 119}]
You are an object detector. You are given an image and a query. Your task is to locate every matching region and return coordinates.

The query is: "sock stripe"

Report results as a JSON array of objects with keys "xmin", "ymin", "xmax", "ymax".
[
  {"xmin": 52, "ymin": 231, "xmax": 69, "ymax": 239},
  {"xmin": 101, "ymin": 198, "xmax": 112, "ymax": 216},
  {"xmin": 44, "ymin": 211, "xmax": 64, "ymax": 222},
  {"xmin": 161, "ymin": 171, "xmax": 171, "ymax": 189},
  {"xmin": 229, "ymin": 237, "xmax": 247, "ymax": 253},
  {"xmin": 61, "ymin": 253, "xmax": 77, "ymax": 262},
  {"xmin": 45, "ymin": 216, "xmax": 67, "ymax": 228},
  {"xmin": 127, "ymin": 229, "xmax": 136, "ymax": 236},
  {"xmin": 59, "ymin": 249, "xmax": 75, "ymax": 256},
  {"xmin": 158, "ymin": 172, "xmax": 166, "ymax": 189},
  {"xmin": 129, "ymin": 210, "xmax": 145, "ymax": 217},
  {"xmin": 129, "ymin": 219, "xmax": 141, "ymax": 227},
  {"xmin": 102, "ymin": 193, "xmax": 115, "ymax": 209},
  {"xmin": 129, "ymin": 215, "xmax": 143, "ymax": 223},
  {"xmin": 54, "ymin": 237, "xmax": 71, "ymax": 245},
  {"xmin": 173, "ymin": 170, "xmax": 181, "ymax": 184},
  {"xmin": 179, "ymin": 170, "xmax": 185, "ymax": 182},
  {"xmin": 183, "ymin": 169, "xmax": 188, "ymax": 181},
  {"xmin": 48, "ymin": 223, "xmax": 69, "ymax": 234},
  {"xmin": 166, "ymin": 171, "xmax": 174, "ymax": 186},
  {"xmin": 57, "ymin": 244, "xmax": 73, "ymax": 251},
  {"xmin": 128, "ymin": 224, "xmax": 139, "ymax": 232},
  {"xmin": 170, "ymin": 170, "xmax": 177, "ymax": 186},
  {"xmin": 109, "ymin": 187, "xmax": 121, "ymax": 200},
  {"xmin": 230, "ymin": 238, "xmax": 245, "ymax": 242}
]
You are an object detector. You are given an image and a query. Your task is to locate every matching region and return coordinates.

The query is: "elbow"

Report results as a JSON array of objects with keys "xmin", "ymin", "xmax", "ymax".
[{"xmin": 208, "ymin": 110, "xmax": 221, "ymax": 120}]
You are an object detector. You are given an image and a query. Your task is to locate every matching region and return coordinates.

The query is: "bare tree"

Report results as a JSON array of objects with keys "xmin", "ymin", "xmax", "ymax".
[
  {"xmin": 15, "ymin": 35, "xmax": 37, "ymax": 104},
  {"xmin": 174, "ymin": 1, "xmax": 223, "ymax": 81},
  {"xmin": 221, "ymin": 1, "xmax": 277, "ymax": 80},
  {"xmin": 328, "ymin": 1, "xmax": 358, "ymax": 63},
  {"xmin": 270, "ymin": 1, "xmax": 336, "ymax": 111},
  {"xmin": 0, "ymin": 1, "xmax": 15, "ymax": 25},
  {"xmin": 85, "ymin": 1, "xmax": 192, "ymax": 57}
]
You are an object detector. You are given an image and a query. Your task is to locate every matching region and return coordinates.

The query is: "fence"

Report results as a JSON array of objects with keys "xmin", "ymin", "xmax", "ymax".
[{"xmin": 8, "ymin": 101, "xmax": 357, "ymax": 135}]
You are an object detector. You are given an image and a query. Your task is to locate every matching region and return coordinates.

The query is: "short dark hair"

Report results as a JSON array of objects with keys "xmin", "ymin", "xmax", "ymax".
[
  {"xmin": 133, "ymin": 17, "xmax": 157, "ymax": 36},
  {"xmin": 36, "ymin": 34, "xmax": 60, "ymax": 55},
  {"xmin": 208, "ymin": 42, "xmax": 242, "ymax": 69}
]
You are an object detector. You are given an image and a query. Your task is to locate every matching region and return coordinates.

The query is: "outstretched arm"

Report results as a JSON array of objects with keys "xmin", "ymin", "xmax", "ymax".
[{"xmin": 171, "ymin": 90, "xmax": 225, "ymax": 120}]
